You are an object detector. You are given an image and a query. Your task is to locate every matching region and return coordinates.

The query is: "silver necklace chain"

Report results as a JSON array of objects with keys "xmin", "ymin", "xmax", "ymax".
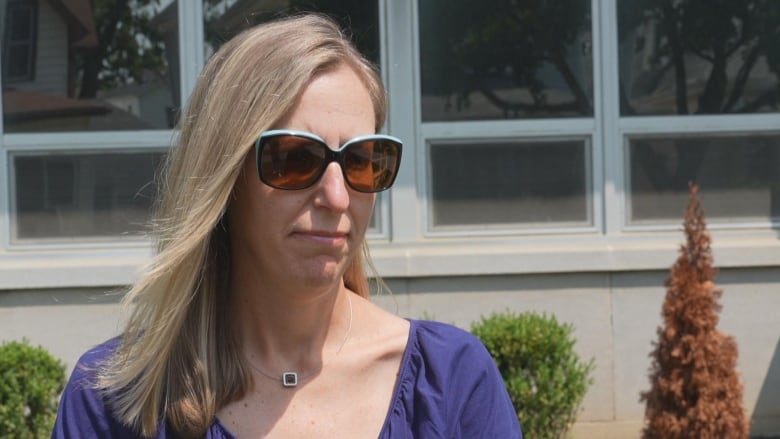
[{"xmin": 250, "ymin": 292, "xmax": 353, "ymax": 387}]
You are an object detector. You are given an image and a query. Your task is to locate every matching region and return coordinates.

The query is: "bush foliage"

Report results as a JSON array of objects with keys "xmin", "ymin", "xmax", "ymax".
[
  {"xmin": 0, "ymin": 340, "xmax": 66, "ymax": 438},
  {"xmin": 472, "ymin": 311, "xmax": 593, "ymax": 439}
]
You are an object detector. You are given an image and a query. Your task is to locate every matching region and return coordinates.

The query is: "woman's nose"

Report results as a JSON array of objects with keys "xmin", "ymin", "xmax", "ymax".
[{"xmin": 314, "ymin": 162, "xmax": 350, "ymax": 211}]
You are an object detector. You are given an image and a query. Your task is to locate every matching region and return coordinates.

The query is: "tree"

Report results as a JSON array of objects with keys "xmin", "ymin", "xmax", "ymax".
[
  {"xmin": 203, "ymin": 0, "xmax": 378, "ymax": 65},
  {"xmin": 641, "ymin": 184, "xmax": 748, "ymax": 439},
  {"xmin": 619, "ymin": 0, "xmax": 780, "ymax": 115},
  {"xmin": 76, "ymin": 0, "xmax": 167, "ymax": 99},
  {"xmin": 619, "ymin": 0, "xmax": 780, "ymax": 216},
  {"xmin": 419, "ymin": 0, "xmax": 593, "ymax": 118}
]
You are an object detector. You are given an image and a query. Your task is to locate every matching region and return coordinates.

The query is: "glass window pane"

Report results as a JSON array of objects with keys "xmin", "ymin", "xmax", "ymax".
[
  {"xmin": 8, "ymin": 3, "xmax": 34, "ymax": 40},
  {"xmin": 203, "ymin": 1, "xmax": 380, "ymax": 65},
  {"xmin": 2, "ymin": 0, "xmax": 179, "ymax": 133},
  {"xmin": 367, "ymin": 197, "xmax": 380, "ymax": 233},
  {"xmin": 6, "ymin": 44, "xmax": 33, "ymax": 79},
  {"xmin": 419, "ymin": 0, "xmax": 593, "ymax": 122},
  {"xmin": 429, "ymin": 140, "xmax": 590, "ymax": 228},
  {"xmin": 629, "ymin": 135, "xmax": 780, "ymax": 224},
  {"xmin": 2, "ymin": 2, "xmax": 36, "ymax": 82},
  {"xmin": 13, "ymin": 151, "xmax": 164, "ymax": 241},
  {"xmin": 618, "ymin": 0, "xmax": 780, "ymax": 115}
]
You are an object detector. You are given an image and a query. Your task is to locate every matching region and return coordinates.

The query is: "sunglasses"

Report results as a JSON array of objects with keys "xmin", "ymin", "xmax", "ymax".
[{"xmin": 255, "ymin": 130, "xmax": 402, "ymax": 193}]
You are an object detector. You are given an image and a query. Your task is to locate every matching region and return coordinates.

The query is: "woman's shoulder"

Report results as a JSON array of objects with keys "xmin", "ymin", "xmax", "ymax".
[
  {"xmin": 76, "ymin": 337, "xmax": 121, "ymax": 368},
  {"xmin": 408, "ymin": 319, "xmax": 488, "ymax": 359},
  {"xmin": 61, "ymin": 337, "xmax": 121, "ymax": 395},
  {"xmin": 410, "ymin": 319, "xmax": 473, "ymax": 337},
  {"xmin": 54, "ymin": 339, "xmax": 233, "ymax": 439},
  {"xmin": 52, "ymin": 338, "xmax": 133, "ymax": 437},
  {"xmin": 383, "ymin": 320, "xmax": 523, "ymax": 438},
  {"xmin": 403, "ymin": 319, "xmax": 498, "ymax": 384}
]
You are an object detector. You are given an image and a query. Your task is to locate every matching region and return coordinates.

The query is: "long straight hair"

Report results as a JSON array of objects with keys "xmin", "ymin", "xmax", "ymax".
[{"xmin": 97, "ymin": 14, "xmax": 388, "ymax": 438}]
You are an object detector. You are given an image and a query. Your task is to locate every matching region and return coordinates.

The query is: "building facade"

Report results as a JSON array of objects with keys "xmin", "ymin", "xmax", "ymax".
[{"xmin": 1, "ymin": 0, "xmax": 778, "ymax": 436}]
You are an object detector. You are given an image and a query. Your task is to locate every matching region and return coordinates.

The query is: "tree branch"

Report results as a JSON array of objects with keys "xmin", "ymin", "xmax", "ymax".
[
  {"xmin": 724, "ymin": 44, "xmax": 761, "ymax": 112},
  {"xmin": 476, "ymin": 85, "xmax": 582, "ymax": 117},
  {"xmin": 548, "ymin": 51, "xmax": 592, "ymax": 115},
  {"xmin": 661, "ymin": 0, "xmax": 689, "ymax": 114},
  {"xmin": 735, "ymin": 89, "xmax": 780, "ymax": 113}
]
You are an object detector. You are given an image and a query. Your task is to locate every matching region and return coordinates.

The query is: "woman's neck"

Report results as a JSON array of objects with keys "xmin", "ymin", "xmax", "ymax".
[{"xmin": 231, "ymin": 278, "xmax": 354, "ymax": 378}]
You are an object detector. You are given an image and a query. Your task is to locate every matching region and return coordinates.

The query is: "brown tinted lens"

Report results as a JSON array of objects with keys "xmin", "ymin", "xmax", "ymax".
[
  {"xmin": 343, "ymin": 139, "xmax": 400, "ymax": 192},
  {"xmin": 260, "ymin": 135, "xmax": 327, "ymax": 189}
]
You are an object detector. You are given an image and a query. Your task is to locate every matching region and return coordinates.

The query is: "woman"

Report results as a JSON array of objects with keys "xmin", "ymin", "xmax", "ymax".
[{"xmin": 53, "ymin": 14, "xmax": 522, "ymax": 438}]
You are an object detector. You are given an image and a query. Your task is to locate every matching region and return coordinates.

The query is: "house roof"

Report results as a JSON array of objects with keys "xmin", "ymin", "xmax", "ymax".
[
  {"xmin": 49, "ymin": 0, "xmax": 98, "ymax": 48},
  {"xmin": 3, "ymin": 88, "xmax": 110, "ymax": 122}
]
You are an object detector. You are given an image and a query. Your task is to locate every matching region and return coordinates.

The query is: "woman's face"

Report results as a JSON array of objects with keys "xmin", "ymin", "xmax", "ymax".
[{"xmin": 228, "ymin": 63, "xmax": 377, "ymax": 293}]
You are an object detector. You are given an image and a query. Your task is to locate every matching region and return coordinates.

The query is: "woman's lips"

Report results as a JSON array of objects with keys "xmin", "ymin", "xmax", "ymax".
[{"xmin": 292, "ymin": 230, "xmax": 348, "ymax": 246}]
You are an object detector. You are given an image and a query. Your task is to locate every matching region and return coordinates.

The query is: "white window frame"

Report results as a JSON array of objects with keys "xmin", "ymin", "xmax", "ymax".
[
  {"xmin": 621, "ymin": 123, "xmax": 780, "ymax": 232},
  {"xmin": 368, "ymin": 0, "xmax": 780, "ymax": 279},
  {"xmin": 0, "ymin": 1, "xmax": 395, "ymax": 289},
  {"xmin": 8, "ymin": 139, "xmax": 168, "ymax": 247},
  {"xmin": 421, "ymin": 130, "xmax": 596, "ymax": 237},
  {"xmin": 1, "ymin": 0, "xmax": 779, "ymax": 290},
  {"xmin": 0, "ymin": 2, "xmax": 198, "ymax": 288}
]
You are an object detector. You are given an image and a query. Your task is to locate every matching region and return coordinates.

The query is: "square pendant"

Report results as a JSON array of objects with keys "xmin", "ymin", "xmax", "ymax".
[{"xmin": 282, "ymin": 372, "xmax": 298, "ymax": 387}]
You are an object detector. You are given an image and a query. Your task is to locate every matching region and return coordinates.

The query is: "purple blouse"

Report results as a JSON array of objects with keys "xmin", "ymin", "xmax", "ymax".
[{"xmin": 52, "ymin": 320, "xmax": 523, "ymax": 438}]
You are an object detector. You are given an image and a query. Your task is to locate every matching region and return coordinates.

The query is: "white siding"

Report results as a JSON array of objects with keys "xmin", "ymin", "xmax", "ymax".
[
  {"xmin": 2, "ymin": 267, "xmax": 779, "ymax": 438},
  {"xmin": 11, "ymin": 0, "xmax": 69, "ymax": 95}
]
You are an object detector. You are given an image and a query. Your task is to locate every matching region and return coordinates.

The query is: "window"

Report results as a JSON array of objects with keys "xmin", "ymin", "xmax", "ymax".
[
  {"xmin": 0, "ymin": 1, "xmax": 388, "ymax": 259},
  {"xmin": 1, "ymin": 1, "xmax": 779, "ymax": 289},
  {"xmin": 418, "ymin": 0, "xmax": 596, "ymax": 235},
  {"xmin": 419, "ymin": 0, "xmax": 593, "ymax": 121},
  {"xmin": 2, "ymin": 1, "xmax": 37, "ymax": 82},
  {"xmin": 429, "ymin": 139, "xmax": 591, "ymax": 229},
  {"xmin": 1, "ymin": 1, "xmax": 179, "ymax": 248},
  {"xmin": 2, "ymin": 0, "xmax": 178, "ymax": 133},
  {"xmin": 617, "ymin": 0, "xmax": 779, "ymax": 116},
  {"xmin": 628, "ymin": 134, "xmax": 780, "ymax": 225},
  {"xmin": 412, "ymin": 0, "xmax": 779, "ymax": 237},
  {"xmin": 203, "ymin": 0, "xmax": 380, "ymax": 65},
  {"xmin": 618, "ymin": 0, "xmax": 780, "ymax": 227},
  {"xmin": 12, "ymin": 151, "xmax": 164, "ymax": 241}
]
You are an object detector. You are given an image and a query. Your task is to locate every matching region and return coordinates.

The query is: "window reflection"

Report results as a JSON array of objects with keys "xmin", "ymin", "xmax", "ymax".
[
  {"xmin": 618, "ymin": 0, "xmax": 780, "ymax": 115},
  {"xmin": 419, "ymin": 0, "xmax": 593, "ymax": 121},
  {"xmin": 430, "ymin": 140, "xmax": 590, "ymax": 228},
  {"xmin": 203, "ymin": 0, "xmax": 379, "ymax": 65},
  {"xmin": 2, "ymin": 1, "xmax": 36, "ymax": 82},
  {"xmin": 629, "ymin": 135, "xmax": 780, "ymax": 223},
  {"xmin": 14, "ymin": 151, "xmax": 164, "ymax": 240},
  {"xmin": 1, "ymin": 0, "xmax": 179, "ymax": 132}
]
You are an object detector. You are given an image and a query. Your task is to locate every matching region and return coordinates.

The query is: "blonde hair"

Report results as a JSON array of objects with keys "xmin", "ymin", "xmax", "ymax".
[{"xmin": 98, "ymin": 14, "xmax": 387, "ymax": 438}]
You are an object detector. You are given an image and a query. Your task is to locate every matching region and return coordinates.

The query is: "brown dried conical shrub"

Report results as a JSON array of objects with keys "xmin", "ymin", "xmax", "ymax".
[{"xmin": 640, "ymin": 184, "xmax": 748, "ymax": 439}]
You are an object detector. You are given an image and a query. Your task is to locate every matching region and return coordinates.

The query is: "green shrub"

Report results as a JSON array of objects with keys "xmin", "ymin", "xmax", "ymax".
[
  {"xmin": 472, "ymin": 311, "xmax": 594, "ymax": 439},
  {"xmin": 0, "ymin": 339, "xmax": 66, "ymax": 439}
]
